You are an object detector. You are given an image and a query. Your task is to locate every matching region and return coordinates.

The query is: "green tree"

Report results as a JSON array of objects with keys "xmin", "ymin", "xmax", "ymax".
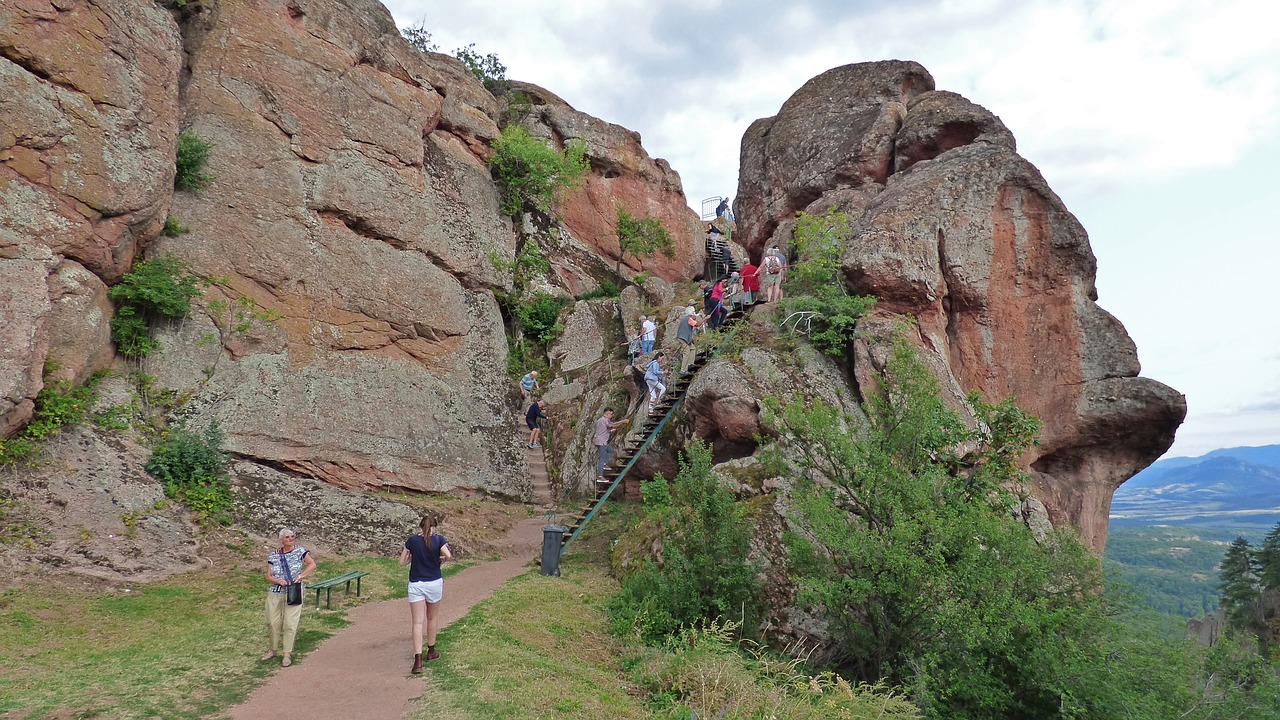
[
  {"xmin": 453, "ymin": 43, "xmax": 506, "ymax": 89},
  {"xmin": 488, "ymin": 125, "xmax": 588, "ymax": 218},
  {"xmin": 1257, "ymin": 522, "xmax": 1280, "ymax": 589},
  {"xmin": 614, "ymin": 207, "xmax": 675, "ymax": 278},
  {"xmin": 609, "ymin": 439, "xmax": 760, "ymax": 643},
  {"xmin": 778, "ymin": 206, "xmax": 876, "ymax": 356},
  {"xmin": 767, "ymin": 340, "xmax": 1122, "ymax": 719},
  {"xmin": 1218, "ymin": 536, "xmax": 1262, "ymax": 632}
]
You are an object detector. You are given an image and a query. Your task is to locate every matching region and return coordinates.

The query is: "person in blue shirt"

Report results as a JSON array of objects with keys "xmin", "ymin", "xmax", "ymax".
[
  {"xmin": 399, "ymin": 513, "xmax": 453, "ymax": 673},
  {"xmin": 519, "ymin": 370, "xmax": 539, "ymax": 399},
  {"xmin": 645, "ymin": 351, "xmax": 667, "ymax": 411}
]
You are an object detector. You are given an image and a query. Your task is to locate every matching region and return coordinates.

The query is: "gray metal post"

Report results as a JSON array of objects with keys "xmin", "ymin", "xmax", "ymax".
[{"xmin": 541, "ymin": 524, "xmax": 566, "ymax": 576}]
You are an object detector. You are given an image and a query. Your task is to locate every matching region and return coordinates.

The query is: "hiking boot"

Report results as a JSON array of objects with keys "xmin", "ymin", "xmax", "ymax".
[
  {"xmin": 426, "ymin": 648, "xmax": 440, "ymax": 662},
  {"xmin": 411, "ymin": 653, "xmax": 423, "ymax": 674}
]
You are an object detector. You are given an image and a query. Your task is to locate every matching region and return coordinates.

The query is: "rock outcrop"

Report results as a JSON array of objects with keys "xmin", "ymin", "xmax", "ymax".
[
  {"xmin": 735, "ymin": 61, "xmax": 1186, "ymax": 550},
  {"xmin": 138, "ymin": 0, "xmax": 525, "ymax": 497},
  {"xmin": 500, "ymin": 81, "xmax": 706, "ymax": 285},
  {"xmin": 1, "ymin": 0, "xmax": 181, "ymax": 435}
]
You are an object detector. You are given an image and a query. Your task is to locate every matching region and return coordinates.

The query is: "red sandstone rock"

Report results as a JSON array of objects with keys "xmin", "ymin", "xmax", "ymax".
[
  {"xmin": 500, "ymin": 81, "xmax": 706, "ymax": 282},
  {"xmin": 735, "ymin": 61, "xmax": 1185, "ymax": 551}
]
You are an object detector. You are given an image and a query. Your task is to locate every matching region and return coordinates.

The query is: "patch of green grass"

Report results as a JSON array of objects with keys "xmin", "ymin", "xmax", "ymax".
[
  {"xmin": 411, "ymin": 567, "xmax": 649, "ymax": 720},
  {"xmin": 0, "ymin": 552, "xmax": 415, "ymax": 719}
]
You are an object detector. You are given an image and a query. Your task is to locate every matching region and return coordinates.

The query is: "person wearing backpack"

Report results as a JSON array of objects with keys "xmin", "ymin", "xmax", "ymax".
[{"xmin": 762, "ymin": 247, "xmax": 785, "ymax": 303}]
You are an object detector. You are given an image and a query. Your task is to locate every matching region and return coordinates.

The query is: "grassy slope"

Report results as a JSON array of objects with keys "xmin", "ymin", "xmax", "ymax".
[{"xmin": 0, "ymin": 552, "xmax": 465, "ymax": 718}]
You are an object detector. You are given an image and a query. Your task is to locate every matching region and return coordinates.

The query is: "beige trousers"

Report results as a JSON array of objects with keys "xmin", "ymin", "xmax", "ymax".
[{"xmin": 265, "ymin": 590, "xmax": 303, "ymax": 653}]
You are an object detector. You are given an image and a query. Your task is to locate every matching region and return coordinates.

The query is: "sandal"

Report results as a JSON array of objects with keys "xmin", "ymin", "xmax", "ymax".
[
  {"xmin": 260, "ymin": 651, "xmax": 277, "ymax": 661},
  {"xmin": 281, "ymin": 654, "xmax": 292, "ymax": 668}
]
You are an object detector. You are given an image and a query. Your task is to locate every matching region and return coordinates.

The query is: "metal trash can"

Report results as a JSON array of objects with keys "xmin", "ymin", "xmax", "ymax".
[{"xmin": 541, "ymin": 524, "xmax": 567, "ymax": 577}]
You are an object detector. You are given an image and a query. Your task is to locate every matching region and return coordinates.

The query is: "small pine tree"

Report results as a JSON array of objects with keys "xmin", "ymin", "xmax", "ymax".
[
  {"xmin": 1218, "ymin": 536, "xmax": 1262, "ymax": 631},
  {"xmin": 1257, "ymin": 522, "xmax": 1280, "ymax": 590}
]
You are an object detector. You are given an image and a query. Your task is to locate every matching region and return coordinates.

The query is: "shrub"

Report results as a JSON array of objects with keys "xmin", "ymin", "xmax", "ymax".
[
  {"xmin": 0, "ymin": 368, "xmax": 105, "ymax": 465},
  {"xmin": 161, "ymin": 214, "xmax": 189, "ymax": 237},
  {"xmin": 489, "ymin": 125, "xmax": 588, "ymax": 217},
  {"xmin": 400, "ymin": 21, "xmax": 439, "ymax": 53},
  {"xmin": 145, "ymin": 422, "xmax": 233, "ymax": 525},
  {"xmin": 174, "ymin": 129, "xmax": 213, "ymax": 191},
  {"xmin": 615, "ymin": 207, "xmax": 675, "ymax": 277},
  {"xmin": 576, "ymin": 280, "xmax": 620, "ymax": 301},
  {"xmin": 778, "ymin": 206, "xmax": 876, "ymax": 356},
  {"xmin": 453, "ymin": 43, "xmax": 506, "ymax": 89},
  {"xmin": 512, "ymin": 293, "xmax": 568, "ymax": 345},
  {"xmin": 108, "ymin": 257, "xmax": 202, "ymax": 359},
  {"xmin": 609, "ymin": 440, "xmax": 760, "ymax": 643}
]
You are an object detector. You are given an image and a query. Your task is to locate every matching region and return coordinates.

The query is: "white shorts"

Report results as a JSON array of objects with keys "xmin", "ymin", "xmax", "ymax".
[{"xmin": 407, "ymin": 579, "xmax": 443, "ymax": 603}]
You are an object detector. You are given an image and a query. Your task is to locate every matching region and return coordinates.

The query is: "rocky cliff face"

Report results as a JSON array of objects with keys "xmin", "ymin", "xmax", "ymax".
[
  {"xmin": 1, "ymin": 0, "xmax": 181, "ymax": 435},
  {"xmin": 734, "ymin": 61, "xmax": 1185, "ymax": 550},
  {"xmin": 3, "ymin": 1, "xmax": 1181, "ymax": 582}
]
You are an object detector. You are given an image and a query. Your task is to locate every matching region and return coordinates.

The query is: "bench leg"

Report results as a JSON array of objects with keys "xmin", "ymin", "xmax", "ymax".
[
  {"xmin": 313, "ymin": 587, "xmax": 321, "ymax": 609},
  {"xmin": 325, "ymin": 587, "xmax": 333, "ymax": 609},
  {"xmin": 355, "ymin": 576, "xmax": 362, "ymax": 597}
]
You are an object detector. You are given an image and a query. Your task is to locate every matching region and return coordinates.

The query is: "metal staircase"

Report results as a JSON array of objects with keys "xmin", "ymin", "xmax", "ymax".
[{"xmin": 559, "ymin": 306, "xmax": 748, "ymax": 552}]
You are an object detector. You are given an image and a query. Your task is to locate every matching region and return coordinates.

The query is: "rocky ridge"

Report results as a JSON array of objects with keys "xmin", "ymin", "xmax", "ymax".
[{"xmin": 1, "ymin": 2, "xmax": 1182, "ymax": 582}]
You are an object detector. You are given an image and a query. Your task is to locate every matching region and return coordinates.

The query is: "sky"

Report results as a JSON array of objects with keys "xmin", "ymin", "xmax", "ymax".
[{"xmin": 384, "ymin": 0, "xmax": 1280, "ymax": 459}]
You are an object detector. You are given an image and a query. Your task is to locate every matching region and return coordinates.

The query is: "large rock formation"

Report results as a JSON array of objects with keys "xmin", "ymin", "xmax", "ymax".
[
  {"xmin": 141, "ymin": 0, "xmax": 525, "ymax": 497},
  {"xmin": 735, "ymin": 61, "xmax": 1186, "ymax": 550}
]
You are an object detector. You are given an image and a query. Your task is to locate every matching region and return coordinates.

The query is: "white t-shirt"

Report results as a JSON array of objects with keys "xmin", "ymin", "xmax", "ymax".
[{"xmin": 641, "ymin": 318, "xmax": 656, "ymax": 341}]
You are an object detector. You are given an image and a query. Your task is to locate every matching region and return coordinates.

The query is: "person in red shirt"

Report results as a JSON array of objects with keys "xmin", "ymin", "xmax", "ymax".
[{"xmin": 740, "ymin": 261, "xmax": 760, "ymax": 306}]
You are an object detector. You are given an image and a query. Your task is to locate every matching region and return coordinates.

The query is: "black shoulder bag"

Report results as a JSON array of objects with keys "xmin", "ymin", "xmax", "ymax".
[{"xmin": 279, "ymin": 549, "xmax": 303, "ymax": 606}]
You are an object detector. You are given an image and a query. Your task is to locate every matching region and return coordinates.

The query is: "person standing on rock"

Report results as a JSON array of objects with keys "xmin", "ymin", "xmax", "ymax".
[
  {"xmin": 519, "ymin": 370, "xmax": 539, "ymax": 400},
  {"xmin": 400, "ymin": 513, "xmax": 453, "ymax": 674},
  {"xmin": 593, "ymin": 407, "xmax": 629, "ymax": 481},
  {"xmin": 263, "ymin": 526, "xmax": 315, "ymax": 669},
  {"xmin": 640, "ymin": 315, "xmax": 657, "ymax": 355},
  {"xmin": 740, "ymin": 260, "xmax": 760, "ymax": 306},
  {"xmin": 526, "ymin": 399, "xmax": 547, "ymax": 448},
  {"xmin": 761, "ymin": 247, "xmax": 784, "ymax": 303}
]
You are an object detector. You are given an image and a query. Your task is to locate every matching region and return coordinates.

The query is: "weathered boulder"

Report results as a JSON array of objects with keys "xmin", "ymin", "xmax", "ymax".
[
  {"xmin": 734, "ymin": 61, "xmax": 1186, "ymax": 551},
  {"xmin": 0, "ymin": 0, "xmax": 181, "ymax": 282},
  {"xmin": 501, "ymin": 81, "xmax": 706, "ymax": 282},
  {"xmin": 736, "ymin": 61, "xmax": 935, "ymax": 258},
  {"xmin": 145, "ymin": 0, "xmax": 524, "ymax": 498},
  {"xmin": 547, "ymin": 299, "xmax": 619, "ymax": 373}
]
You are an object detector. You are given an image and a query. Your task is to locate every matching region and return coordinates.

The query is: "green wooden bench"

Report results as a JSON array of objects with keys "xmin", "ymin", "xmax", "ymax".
[{"xmin": 309, "ymin": 570, "xmax": 369, "ymax": 609}]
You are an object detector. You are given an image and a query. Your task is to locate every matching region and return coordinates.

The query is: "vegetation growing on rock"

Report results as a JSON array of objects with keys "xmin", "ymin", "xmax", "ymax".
[
  {"xmin": 108, "ymin": 257, "xmax": 202, "ymax": 360},
  {"xmin": 489, "ymin": 125, "xmax": 589, "ymax": 218}
]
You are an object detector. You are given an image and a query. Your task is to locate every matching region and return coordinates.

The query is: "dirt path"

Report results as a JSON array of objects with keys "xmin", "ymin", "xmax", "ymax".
[{"xmin": 224, "ymin": 516, "xmax": 546, "ymax": 720}]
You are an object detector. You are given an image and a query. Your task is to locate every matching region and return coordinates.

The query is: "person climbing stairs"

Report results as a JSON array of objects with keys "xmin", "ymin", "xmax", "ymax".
[{"xmin": 557, "ymin": 304, "xmax": 749, "ymax": 550}]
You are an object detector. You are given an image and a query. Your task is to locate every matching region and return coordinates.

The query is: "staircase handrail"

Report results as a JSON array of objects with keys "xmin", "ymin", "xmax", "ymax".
[{"xmin": 560, "ymin": 310, "xmax": 751, "ymax": 553}]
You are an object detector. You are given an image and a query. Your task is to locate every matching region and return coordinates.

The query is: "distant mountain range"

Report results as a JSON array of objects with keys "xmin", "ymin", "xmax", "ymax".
[{"xmin": 1110, "ymin": 445, "xmax": 1280, "ymax": 527}]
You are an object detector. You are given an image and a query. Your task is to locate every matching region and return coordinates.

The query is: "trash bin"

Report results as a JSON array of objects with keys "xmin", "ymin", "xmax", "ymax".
[{"xmin": 541, "ymin": 524, "xmax": 567, "ymax": 577}]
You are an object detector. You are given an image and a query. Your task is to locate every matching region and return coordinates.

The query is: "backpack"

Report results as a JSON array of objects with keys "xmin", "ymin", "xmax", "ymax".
[{"xmin": 764, "ymin": 254, "xmax": 782, "ymax": 274}]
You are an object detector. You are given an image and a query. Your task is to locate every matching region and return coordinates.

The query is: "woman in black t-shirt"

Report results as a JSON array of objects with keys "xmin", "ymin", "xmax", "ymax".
[{"xmin": 399, "ymin": 513, "xmax": 453, "ymax": 673}]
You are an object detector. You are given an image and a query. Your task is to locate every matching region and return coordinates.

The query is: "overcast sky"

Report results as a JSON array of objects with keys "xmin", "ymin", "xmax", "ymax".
[{"xmin": 384, "ymin": 0, "xmax": 1280, "ymax": 459}]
